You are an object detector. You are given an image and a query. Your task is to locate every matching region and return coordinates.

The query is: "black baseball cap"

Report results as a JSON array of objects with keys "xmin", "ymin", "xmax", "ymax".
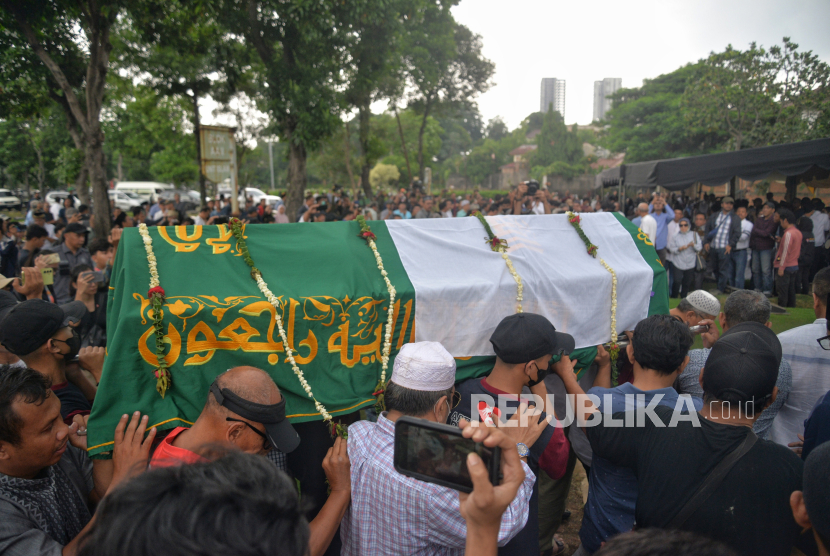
[
  {"xmin": 702, "ymin": 324, "xmax": 781, "ymax": 405},
  {"xmin": 64, "ymin": 223, "xmax": 87, "ymax": 235},
  {"xmin": 0, "ymin": 299, "xmax": 84, "ymax": 356},
  {"xmin": 209, "ymin": 380, "xmax": 300, "ymax": 453},
  {"xmin": 803, "ymin": 441, "xmax": 830, "ymax": 539},
  {"xmin": 490, "ymin": 313, "xmax": 575, "ymax": 364},
  {"xmin": 0, "ymin": 290, "xmax": 18, "ymax": 322}
]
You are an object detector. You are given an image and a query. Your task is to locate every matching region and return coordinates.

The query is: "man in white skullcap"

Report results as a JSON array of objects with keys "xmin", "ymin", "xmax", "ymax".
[
  {"xmin": 669, "ymin": 289, "xmax": 721, "ymax": 329},
  {"xmin": 340, "ymin": 341, "xmax": 535, "ymax": 556}
]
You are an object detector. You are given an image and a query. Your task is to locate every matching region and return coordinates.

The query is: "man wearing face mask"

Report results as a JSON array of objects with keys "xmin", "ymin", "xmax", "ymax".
[
  {"xmin": 450, "ymin": 314, "xmax": 572, "ymax": 556},
  {"xmin": 0, "ymin": 299, "xmax": 99, "ymax": 424}
]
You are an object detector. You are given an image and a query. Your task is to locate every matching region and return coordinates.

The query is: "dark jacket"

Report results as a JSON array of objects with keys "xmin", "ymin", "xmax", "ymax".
[
  {"xmin": 798, "ymin": 217, "xmax": 815, "ymax": 268},
  {"xmin": 703, "ymin": 210, "xmax": 742, "ymax": 249},
  {"xmin": 750, "ymin": 213, "xmax": 778, "ymax": 251}
]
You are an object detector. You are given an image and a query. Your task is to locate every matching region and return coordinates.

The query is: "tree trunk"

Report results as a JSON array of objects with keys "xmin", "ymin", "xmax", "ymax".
[
  {"xmin": 117, "ymin": 152, "xmax": 123, "ymax": 182},
  {"xmin": 343, "ymin": 122, "xmax": 357, "ymax": 194},
  {"xmin": 74, "ymin": 166, "xmax": 88, "ymax": 204},
  {"xmin": 87, "ymin": 128, "xmax": 111, "ymax": 239},
  {"xmin": 417, "ymin": 97, "xmax": 433, "ymax": 181},
  {"xmin": 358, "ymin": 101, "xmax": 373, "ymax": 201},
  {"xmin": 191, "ymin": 95, "xmax": 207, "ymax": 205},
  {"xmin": 394, "ymin": 108, "xmax": 412, "ymax": 184},
  {"xmin": 285, "ymin": 129, "xmax": 307, "ymax": 223}
]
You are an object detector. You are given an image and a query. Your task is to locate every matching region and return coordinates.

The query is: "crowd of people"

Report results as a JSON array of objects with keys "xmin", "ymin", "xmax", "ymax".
[{"xmin": 0, "ymin": 182, "xmax": 827, "ymax": 556}]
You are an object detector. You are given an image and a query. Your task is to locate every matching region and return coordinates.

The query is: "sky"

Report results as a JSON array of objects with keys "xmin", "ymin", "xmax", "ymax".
[{"xmin": 451, "ymin": 0, "xmax": 830, "ymax": 129}]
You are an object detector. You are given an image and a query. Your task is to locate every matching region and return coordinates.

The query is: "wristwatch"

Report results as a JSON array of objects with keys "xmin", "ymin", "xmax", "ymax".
[{"xmin": 516, "ymin": 443, "xmax": 530, "ymax": 457}]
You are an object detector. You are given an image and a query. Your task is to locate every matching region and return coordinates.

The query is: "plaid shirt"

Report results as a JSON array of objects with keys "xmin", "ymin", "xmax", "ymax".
[
  {"xmin": 340, "ymin": 413, "xmax": 535, "ymax": 556},
  {"xmin": 712, "ymin": 212, "xmax": 732, "ymax": 249}
]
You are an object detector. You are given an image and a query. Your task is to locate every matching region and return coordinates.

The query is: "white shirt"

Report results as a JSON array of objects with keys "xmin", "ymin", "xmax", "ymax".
[
  {"xmin": 770, "ymin": 318, "xmax": 830, "ymax": 446},
  {"xmin": 194, "ymin": 216, "xmax": 208, "ymax": 226},
  {"xmin": 736, "ymin": 218, "xmax": 754, "ymax": 250},
  {"xmin": 809, "ymin": 211, "xmax": 830, "ymax": 246},
  {"xmin": 50, "ymin": 203, "xmax": 62, "ymax": 221},
  {"xmin": 531, "ymin": 200, "xmax": 545, "ymax": 215},
  {"xmin": 666, "ymin": 220, "xmax": 681, "ymax": 262},
  {"xmin": 640, "ymin": 213, "xmax": 657, "ymax": 244}
]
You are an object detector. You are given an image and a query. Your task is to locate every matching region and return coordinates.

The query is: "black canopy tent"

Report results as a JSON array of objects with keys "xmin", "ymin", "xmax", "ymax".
[{"xmin": 595, "ymin": 138, "xmax": 830, "ymax": 194}]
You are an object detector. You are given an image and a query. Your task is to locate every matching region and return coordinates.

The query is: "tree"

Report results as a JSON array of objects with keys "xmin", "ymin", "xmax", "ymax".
[
  {"xmin": 682, "ymin": 38, "xmax": 830, "ymax": 151},
  {"xmin": 532, "ymin": 110, "xmax": 582, "ymax": 168},
  {"xmin": 369, "ymin": 163, "xmax": 400, "ymax": 190},
  {"xmin": 485, "ymin": 117, "xmax": 508, "ymax": 141},
  {"xmin": 219, "ymin": 0, "xmax": 346, "ymax": 222},
  {"xmin": 602, "ymin": 64, "xmax": 726, "ymax": 162},
  {"xmin": 1, "ymin": 0, "xmax": 116, "ymax": 238},
  {"xmin": 402, "ymin": 4, "xmax": 494, "ymax": 181},
  {"xmin": 114, "ymin": 1, "xmax": 250, "ymax": 202},
  {"xmin": 342, "ymin": 0, "xmax": 410, "ymax": 200}
]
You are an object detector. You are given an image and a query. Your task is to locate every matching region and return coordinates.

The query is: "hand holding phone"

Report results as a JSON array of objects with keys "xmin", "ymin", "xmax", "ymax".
[
  {"xmin": 394, "ymin": 416, "xmax": 501, "ymax": 493},
  {"xmin": 458, "ymin": 419, "xmax": 527, "ymax": 543}
]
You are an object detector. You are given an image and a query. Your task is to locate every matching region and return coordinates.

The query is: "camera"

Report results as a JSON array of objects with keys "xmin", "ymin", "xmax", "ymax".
[{"xmin": 525, "ymin": 180, "xmax": 539, "ymax": 197}]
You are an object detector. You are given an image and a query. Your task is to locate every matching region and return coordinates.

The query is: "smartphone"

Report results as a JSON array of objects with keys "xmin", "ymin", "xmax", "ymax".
[
  {"xmin": 393, "ymin": 416, "xmax": 501, "ymax": 494},
  {"xmin": 41, "ymin": 268, "xmax": 54, "ymax": 286},
  {"xmin": 83, "ymin": 271, "xmax": 106, "ymax": 283}
]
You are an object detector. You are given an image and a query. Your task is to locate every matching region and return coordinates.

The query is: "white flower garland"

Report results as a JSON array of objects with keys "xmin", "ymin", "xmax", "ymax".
[
  {"xmin": 499, "ymin": 246, "xmax": 524, "ymax": 313},
  {"xmin": 366, "ymin": 237, "xmax": 396, "ymax": 385},
  {"xmin": 252, "ymin": 271, "xmax": 333, "ymax": 422},
  {"xmin": 139, "ymin": 224, "xmax": 159, "ymax": 288},
  {"xmin": 599, "ymin": 258, "xmax": 618, "ymax": 341}
]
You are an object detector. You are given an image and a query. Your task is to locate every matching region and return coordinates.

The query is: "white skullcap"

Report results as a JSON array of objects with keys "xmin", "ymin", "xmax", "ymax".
[
  {"xmin": 460, "ymin": 200, "xmax": 470, "ymax": 206},
  {"xmin": 390, "ymin": 342, "xmax": 456, "ymax": 392},
  {"xmin": 686, "ymin": 290, "xmax": 720, "ymax": 318}
]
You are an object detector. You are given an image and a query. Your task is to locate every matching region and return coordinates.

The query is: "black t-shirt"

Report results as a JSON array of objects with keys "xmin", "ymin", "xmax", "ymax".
[
  {"xmin": 51, "ymin": 381, "xmax": 92, "ymax": 425},
  {"xmin": 586, "ymin": 405, "xmax": 803, "ymax": 556}
]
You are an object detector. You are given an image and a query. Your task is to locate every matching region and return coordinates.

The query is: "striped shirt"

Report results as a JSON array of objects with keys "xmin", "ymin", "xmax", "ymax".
[
  {"xmin": 771, "ymin": 319, "xmax": 830, "ymax": 446},
  {"xmin": 340, "ymin": 413, "xmax": 535, "ymax": 556}
]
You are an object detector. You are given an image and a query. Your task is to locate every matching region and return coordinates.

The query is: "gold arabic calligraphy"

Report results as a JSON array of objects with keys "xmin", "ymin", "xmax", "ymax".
[{"xmin": 135, "ymin": 294, "xmax": 415, "ymax": 369}]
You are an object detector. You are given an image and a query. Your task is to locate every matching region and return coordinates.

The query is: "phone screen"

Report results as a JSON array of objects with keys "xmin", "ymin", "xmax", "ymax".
[{"xmin": 394, "ymin": 417, "xmax": 498, "ymax": 493}]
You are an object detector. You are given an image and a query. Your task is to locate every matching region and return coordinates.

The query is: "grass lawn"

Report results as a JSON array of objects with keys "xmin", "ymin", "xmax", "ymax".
[{"xmin": 668, "ymin": 291, "xmax": 816, "ymax": 349}]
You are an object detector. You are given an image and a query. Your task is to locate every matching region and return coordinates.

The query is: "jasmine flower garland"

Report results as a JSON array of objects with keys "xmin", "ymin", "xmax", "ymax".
[
  {"xmin": 473, "ymin": 211, "xmax": 524, "ymax": 313},
  {"xmin": 138, "ymin": 223, "xmax": 172, "ymax": 398},
  {"xmin": 356, "ymin": 215, "xmax": 397, "ymax": 413},
  {"xmin": 228, "ymin": 219, "xmax": 347, "ymax": 437}
]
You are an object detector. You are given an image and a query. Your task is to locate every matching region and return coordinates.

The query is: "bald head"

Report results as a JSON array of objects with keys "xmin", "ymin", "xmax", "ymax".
[
  {"xmin": 208, "ymin": 366, "xmax": 281, "ymax": 414},
  {"xmin": 638, "ymin": 203, "xmax": 649, "ymax": 214}
]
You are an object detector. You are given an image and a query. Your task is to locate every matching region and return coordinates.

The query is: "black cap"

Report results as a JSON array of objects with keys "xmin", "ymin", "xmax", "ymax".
[
  {"xmin": 64, "ymin": 223, "xmax": 87, "ymax": 235},
  {"xmin": 0, "ymin": 290, "xmax": 18, "ymax": 322},
  {"xmin": 489, "ymin": 313, "xmax": 575, "ymax": 364},
  {"xmin": 0, "ymin": 300, "xmax": 80, "ymax": 356},
  {"xmin": 803, "ymin": 441, "xmax": 830, "ymax": 539},
  {"xmin": 703, "ymin": 326, "xmax": 781, "ymax": 405},
  {"xmin": 209, "ymin": 381, "xmax": 300, "ymax": 453}
]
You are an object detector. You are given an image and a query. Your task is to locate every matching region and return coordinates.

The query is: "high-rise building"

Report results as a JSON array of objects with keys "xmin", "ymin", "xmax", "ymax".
[
  {"xmin": 540, "ymin": 78, "xmax": 566, "ymax": 117},
  {"xmin": 593, "ymin": 78, "xmax": 622, "ymax": 122}
]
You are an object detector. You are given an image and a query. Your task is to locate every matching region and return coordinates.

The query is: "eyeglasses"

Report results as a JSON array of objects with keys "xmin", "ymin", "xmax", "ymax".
[
  {"xmin": 451, "ymin": 390, "xmax": 461, "ymax": 409},
  {"xmin": 226, "ymin": 417, "xmax": 272, "ymax": 451},
  {"xmin": 817, "ymin": 335, "xmax": 830, "ymax": 351}
]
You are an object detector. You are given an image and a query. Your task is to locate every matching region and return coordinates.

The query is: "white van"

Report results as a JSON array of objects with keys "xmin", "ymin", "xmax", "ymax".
[{"xmin": 114, "ymin": 182, "xmax": 172, "ymax": 203}]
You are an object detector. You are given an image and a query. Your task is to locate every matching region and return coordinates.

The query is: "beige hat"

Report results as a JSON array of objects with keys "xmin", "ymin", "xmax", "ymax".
[
  {"xmin": 390, "ymin": 342, "xmax": 456, "ymax": 391},
  {"xmin": 0, "ymin": 274, "xmax": 14, "ymax": 290}
]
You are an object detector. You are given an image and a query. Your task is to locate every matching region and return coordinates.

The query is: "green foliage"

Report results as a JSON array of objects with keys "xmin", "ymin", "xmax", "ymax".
[
  {"xmin": 683, "ymin": 37, "xmax": 830, "ymax": 151},
  {"xmin": 602, "ymin": 64, "xmax": 726, "ymax": 162},
  {"xmin": 532, "ymin": 111, "xmax": 582, "ymax": 168},
  {"xmin": 369, "ymin": 163, "xmax": 401, "ymax": 190},
  {"xmin": 485, "ymin": 117, "xmax": 508, "ymax": 141},
  {"xmin": 52, "ymin": 145, "xmax": 85, "ymax": 187},
  {"xmin": 103, "ymin": 83, "xmax": 196, "ymax": 185}
]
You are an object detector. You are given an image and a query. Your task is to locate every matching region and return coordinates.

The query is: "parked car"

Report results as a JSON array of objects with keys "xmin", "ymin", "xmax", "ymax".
[
  {"xmin": 108, "ymin": 190, "xmax": 141, "ymax": 212},
  {"xmin": 0, "ymin": 189, "xmax": 22, "ymax": 211},
  {"xmin": 114, "ymin": 181, "xmax": 172, "ymax": 203},
  {"xmin": 45, "ymin": 191, "xmax": 81, "ymax": 208},
  {"xmin": 158, "ymin": 189, "xmax": 199, "ymax": 213},
  {"xmin": 217, "ymin": 186, "xmax": 282, "ymax": 206}
]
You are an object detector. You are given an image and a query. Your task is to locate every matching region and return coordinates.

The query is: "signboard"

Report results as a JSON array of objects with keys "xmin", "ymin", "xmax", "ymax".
[{"xmin": 199, "ymin": 125, "xmax": 238, "ymax": 211}]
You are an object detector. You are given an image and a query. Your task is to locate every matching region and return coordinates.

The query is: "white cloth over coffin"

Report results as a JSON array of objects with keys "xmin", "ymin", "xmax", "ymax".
[{"xmin": 386, "ymin": 213, "xmax": 654, "ymax": 355}]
